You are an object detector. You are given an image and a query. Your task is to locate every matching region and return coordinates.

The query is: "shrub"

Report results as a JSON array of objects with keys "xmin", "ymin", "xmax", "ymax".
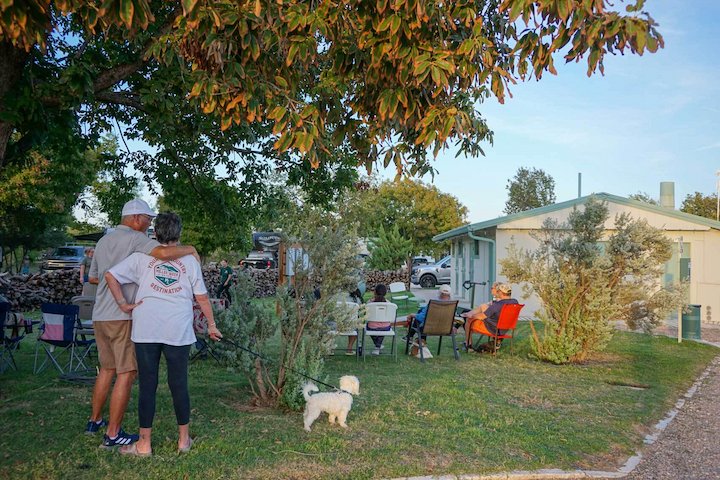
[
  {"xmin": 501, "ymin": 198, "xmax": 683, "ymax": 364},
  {"xmin": 212, "ymin": 272, "xmax": 278, "ymax": 403},
  {"xmin": 214, "ymin": 209, "xmax": 362, "ymax": 408},
  {"xmin": 367, "ymin": 224, "xmax": 412, "ymax": 270}
]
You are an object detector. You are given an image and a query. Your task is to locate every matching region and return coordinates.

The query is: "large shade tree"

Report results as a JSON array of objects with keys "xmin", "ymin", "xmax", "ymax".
[
  {"xmin": 680, "ymin": 192, "xmax": 717, "ymax": 221},
  {"xmin": 504, "ymin": 167, "xmax": 556, "ymax": 214},
  {"xmin": 1, "ymin": 0, "xmax": 664, "ymax": 190},
  {"xmin": 340, "ymin": 177, "xmax": 468, "ymax": 258}
]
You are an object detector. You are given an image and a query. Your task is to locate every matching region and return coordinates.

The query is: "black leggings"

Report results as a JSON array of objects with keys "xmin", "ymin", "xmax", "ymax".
[{"xmin": 135, "ymin": 343, "xmax": 191, "ymax": 428}]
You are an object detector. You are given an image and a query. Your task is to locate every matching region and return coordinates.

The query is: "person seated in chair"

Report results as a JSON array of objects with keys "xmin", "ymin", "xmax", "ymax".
[
  {"xmin": 461, "ymin": 282, "xmax": 518, "ymax": 352},
  {"xmin": 455, "ymin": 281, "xmax": 501, "ymax": 328},
  {"xmin": 406, "ymin": 285, "xmax": 452, "ymax": 345},
  {"xmin": 343, "ymin": 283, "xmax": 365, "ymax": 355},
  {"xmin": 365, "ymin": 284, "xmax": 391, "ymax": 355}
]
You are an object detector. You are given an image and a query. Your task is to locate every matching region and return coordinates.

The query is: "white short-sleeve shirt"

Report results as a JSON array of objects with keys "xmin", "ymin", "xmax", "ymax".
[{"xmin": 108, "ymin": 253, "xmax": 208, "ymax": 346}]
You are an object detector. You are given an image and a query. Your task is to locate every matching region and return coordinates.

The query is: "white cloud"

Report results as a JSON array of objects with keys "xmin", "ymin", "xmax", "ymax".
[{"xmin": 696, "ymin": 142, "xmax": 720, "ymax": 152}]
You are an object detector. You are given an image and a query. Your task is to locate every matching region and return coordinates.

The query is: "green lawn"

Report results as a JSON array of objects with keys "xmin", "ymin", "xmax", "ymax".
[{"xmin": 1, "ymin": 321, "xmax": 717, "ymax": 480}]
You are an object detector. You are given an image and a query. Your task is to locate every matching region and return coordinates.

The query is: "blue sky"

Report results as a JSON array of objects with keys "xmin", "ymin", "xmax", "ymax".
[{"xmin": 374, "ymin": 0, "xmax": 720, "ymax": 223}]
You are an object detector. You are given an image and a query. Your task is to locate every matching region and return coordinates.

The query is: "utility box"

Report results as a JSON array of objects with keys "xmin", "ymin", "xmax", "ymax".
[{"xmin": 682, "ymin": 304, "xmax": 702, "ymax": 340}]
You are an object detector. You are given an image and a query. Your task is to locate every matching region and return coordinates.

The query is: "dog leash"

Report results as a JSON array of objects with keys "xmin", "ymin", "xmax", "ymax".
[{"xmin": 218, "ymin": 337, "xmax": 349, "ymax": 393}]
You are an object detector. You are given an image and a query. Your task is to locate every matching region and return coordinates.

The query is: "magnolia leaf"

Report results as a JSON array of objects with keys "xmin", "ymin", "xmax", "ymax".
[
  {"xmin": 557, "ymin": 0, "xmax": 572, "ymax": 22},
  {"xmin": 390, "ymin": 15, "xmax": 401, "ymax": 35},
  {"xmin": 220, "ymin": 115, "xmax": 232, "ymax": 131},
  {"xmin": 226, "ymin": 95, "xmax": 244, "ymax": 111},
  {"xmin": 274, "ymin": 75, "xmax": 289, "ymax": 89},
  {"xmin": 273, "ymin": 132, "xmax": 293, "ymax": 151},
  {"xmin": 286, "ymin": 43, "xmax": 299, "ymax": 65},
  {"xmin": 268, "ymin": 105, "xmax": 287, "ymax": 121},
  {"xmin": 440, "ymin": 116, "xmax": 454, "ymax": 140},
  {"xmin": 377, "ymin": 16, "xmax": 392, "ymax": 32},
  {"xmin": 188, "ymin": 82, "xmax": 203, "ymax": 98},
  {"xmin": 182, "ymin": 0, "xmax": 199, "ymax": 16},
  {"xmin": 119, "ymin": 0, "xmax": 134, "ymax": 28}
]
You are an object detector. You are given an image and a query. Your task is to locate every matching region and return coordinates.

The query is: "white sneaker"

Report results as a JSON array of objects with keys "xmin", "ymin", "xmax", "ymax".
[
  {"xmin": 372, "ymin": 348, "xmax": 380, "ymax": 356},
  {"xmin": 379, "ymin": 344, "xmax": 385, "ymax": 349}
]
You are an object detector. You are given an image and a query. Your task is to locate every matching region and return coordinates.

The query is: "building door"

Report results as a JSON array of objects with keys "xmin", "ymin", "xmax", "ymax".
[
  {"xmin": 472, "ymin": 240, "xmax": 491, "ymax": 307},
  {"xmin": 663, "ymin": 241, "xmax": 691, "ymax": 322}
]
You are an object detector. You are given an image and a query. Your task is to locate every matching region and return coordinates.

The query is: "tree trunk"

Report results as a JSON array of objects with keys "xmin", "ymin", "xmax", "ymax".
[
  {"xmin": 0, "ymin": 40, "xmax": 29, "ymax": 170},
  {"xmin": 254, "ymin": 357, "xmax": 269, "ymax": 401}
]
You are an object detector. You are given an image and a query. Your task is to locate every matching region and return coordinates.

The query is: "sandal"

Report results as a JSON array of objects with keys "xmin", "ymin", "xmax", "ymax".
[
  {"xmin": 178, "ymin": 437, "xmax": 194, "ymax": 453},
  {"xmin": 119, "ymin": 443, "xmax": 152, "ymax": 457}
]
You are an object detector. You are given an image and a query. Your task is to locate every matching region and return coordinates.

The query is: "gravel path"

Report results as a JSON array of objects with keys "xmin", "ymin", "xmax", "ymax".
[{"xmin": 620, "ymin": 355, "xmax": 720, "ymax": 480}]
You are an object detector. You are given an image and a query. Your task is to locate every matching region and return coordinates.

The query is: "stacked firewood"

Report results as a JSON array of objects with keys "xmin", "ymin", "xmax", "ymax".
[
  {"xmin": 363, "ymin": 270, "xmax": 409, "ymax": 292},
  {"xmin": 0, "ymin": 270, "xmax": 82, "ymax": 311},
  {"xmin": 202, "ymin": 265, "xmax": 279, "ymax": 298},
  {"xmin": 1, "ymin": 267, "xmax": 407, "ymax": 311}
]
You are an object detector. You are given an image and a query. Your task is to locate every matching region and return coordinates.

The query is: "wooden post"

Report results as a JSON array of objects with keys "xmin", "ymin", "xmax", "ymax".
[{"xmin": 677, "ymin": 236, "xmax": 683, "ymax": 343}]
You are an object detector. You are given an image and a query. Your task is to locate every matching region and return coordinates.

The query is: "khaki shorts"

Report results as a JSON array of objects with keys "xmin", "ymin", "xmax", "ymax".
[{"xmin": 93, "ymin": 320, "xmax": 137, "ymax": 374}]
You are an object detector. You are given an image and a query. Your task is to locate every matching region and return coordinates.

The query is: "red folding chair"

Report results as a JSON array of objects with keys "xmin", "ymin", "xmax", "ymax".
[{"xmin": 468, "ymin": 303, "xmax": 524, "ymax": 356}]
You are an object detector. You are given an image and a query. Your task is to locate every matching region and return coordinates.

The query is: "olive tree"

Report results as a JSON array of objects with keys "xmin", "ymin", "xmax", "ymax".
[
  {"xmin": 214, "ymin": 209, "xmax": 361, "ymax": 409},
  {"xmin": 501, "ymin": 198, "xmax": 684, "ymax": 364}
]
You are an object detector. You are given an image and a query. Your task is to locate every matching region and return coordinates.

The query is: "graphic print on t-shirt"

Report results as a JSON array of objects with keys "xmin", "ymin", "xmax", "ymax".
[{"xmin": 155, "ymin": 262, "xmax": 181, "ymax": 287}]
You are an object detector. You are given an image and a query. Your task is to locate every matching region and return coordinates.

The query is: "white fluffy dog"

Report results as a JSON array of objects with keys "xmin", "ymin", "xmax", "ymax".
[{"xmin": 302, "ymin": 375, "xmax": 360, "ymax": 432}]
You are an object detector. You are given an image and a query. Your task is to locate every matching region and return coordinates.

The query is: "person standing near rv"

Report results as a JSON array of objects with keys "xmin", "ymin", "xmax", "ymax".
[{"xmin": 216, "ymin": 259, "xmax": 233, "ymax": 305}]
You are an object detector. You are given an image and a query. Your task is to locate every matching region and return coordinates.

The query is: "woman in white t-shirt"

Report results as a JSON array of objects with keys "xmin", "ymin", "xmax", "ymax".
[{"xmin": 105, "ymin": 212, "xmax": 222, "ymax": 456}]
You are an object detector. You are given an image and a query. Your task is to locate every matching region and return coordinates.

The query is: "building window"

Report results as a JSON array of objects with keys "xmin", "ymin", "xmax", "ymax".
[{"xmin": 663, "ymin": 242, "xmax": 691, "ymax": 287}]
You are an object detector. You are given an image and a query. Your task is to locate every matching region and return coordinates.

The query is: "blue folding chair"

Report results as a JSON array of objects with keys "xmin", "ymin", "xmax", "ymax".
[
  {"xmin": 34, "ymin": 303, "xmax": 94, "ymax": 374},
  {"xmin": 1, "ymin": 301, "xmax": 26, "ymax": 373}
]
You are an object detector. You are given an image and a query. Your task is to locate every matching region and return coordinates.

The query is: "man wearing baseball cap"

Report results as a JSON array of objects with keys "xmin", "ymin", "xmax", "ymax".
[
  {"xmin": 462, "ymin": 282, "xmax": 518, "ymax": 352},
  {"xmin": 85, "ymin": 198, "xmax": 201, "ymax": 449}
]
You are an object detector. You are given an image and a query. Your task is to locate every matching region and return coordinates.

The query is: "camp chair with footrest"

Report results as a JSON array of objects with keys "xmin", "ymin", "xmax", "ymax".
[{"xmin": 328, "ymin": 301, "xmax": 362, "ymax": 359}]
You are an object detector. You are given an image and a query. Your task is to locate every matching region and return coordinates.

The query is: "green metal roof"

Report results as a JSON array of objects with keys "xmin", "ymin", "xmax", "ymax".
[{"xmin": 433, "ymin": 192, "xmax": 720, "ymax": 242}]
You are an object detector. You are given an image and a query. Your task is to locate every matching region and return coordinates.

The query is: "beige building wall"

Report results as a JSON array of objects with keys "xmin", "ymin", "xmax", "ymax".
[{"xmin": 464, "ymin": 202, "xmax": 720, "ymax": 323}]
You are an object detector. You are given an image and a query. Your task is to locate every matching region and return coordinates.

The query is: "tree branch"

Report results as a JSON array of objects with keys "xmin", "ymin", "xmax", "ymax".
[
  {"xmin": 95, "ymin": 91, "xmax": 147, "ymax": 112},
  {"xmin": 230, "ymin": 145, "xmax": 281, "ymax": 159},
  {"xmin": 93, "ymin": 6, "xmax": 183, "ymax": 93}
]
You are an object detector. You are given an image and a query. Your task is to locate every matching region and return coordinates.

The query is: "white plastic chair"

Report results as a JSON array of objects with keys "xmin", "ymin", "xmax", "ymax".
[
  {"xmin": 389, "ymin": 281, "xmax": 409, "ymax": 308},
  {"xmin": 361, "ymin": 302, "xmax": 399, "ymax": 361},
  {"xmin": 328, "ymin": 302, "xmax": 361, "ymax": 359},
  {"xmin": 71, "ymin": 295, "xmax": 95, "ymax": 329}
]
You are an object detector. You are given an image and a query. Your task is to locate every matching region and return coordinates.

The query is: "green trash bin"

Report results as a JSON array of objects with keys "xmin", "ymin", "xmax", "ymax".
[{"xmin": 681, "ymin": 304, "xmax": 702, "ymax": 340}]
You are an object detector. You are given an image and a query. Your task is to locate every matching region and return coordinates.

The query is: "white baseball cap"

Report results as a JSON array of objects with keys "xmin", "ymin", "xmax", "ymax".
[
  {"xmin": 121, "ymin": 198, "xmax": 156, "ymax": 217},
  {"xmin": 439, "ymin": 285, "xmax": 452, "ymax": 295}
]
